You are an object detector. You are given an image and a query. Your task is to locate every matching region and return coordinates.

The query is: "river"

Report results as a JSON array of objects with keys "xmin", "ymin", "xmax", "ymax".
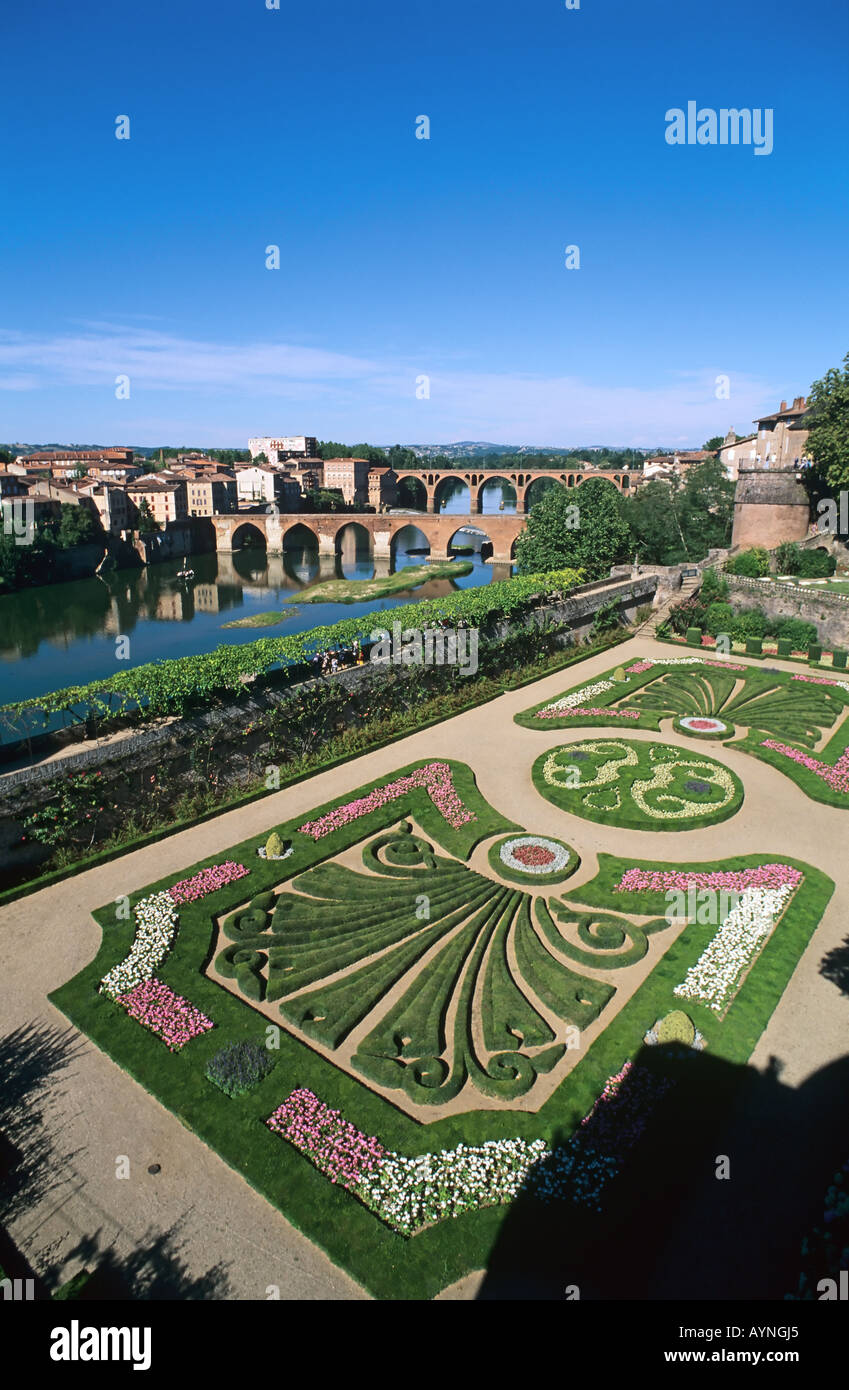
[{"xmin": 0, "ymin": 479, "xmax": 519, "ymax": 709}]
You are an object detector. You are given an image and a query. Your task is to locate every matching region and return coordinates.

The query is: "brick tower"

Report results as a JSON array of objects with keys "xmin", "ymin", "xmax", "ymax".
[{"xmin": 730, "ymin": 461, "xmax": 810, "ymax": 550}]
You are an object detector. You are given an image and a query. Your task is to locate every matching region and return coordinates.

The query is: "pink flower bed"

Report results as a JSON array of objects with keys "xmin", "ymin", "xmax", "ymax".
[
  {"xmin": 513, "ymin": 844, "xmax": 556, "ymax": 867},
  {"xmin": 116, "ymin": 978, "xmax": 214, "ymax": 1051},
  {"xmin": 267, "ymin": 1088, "xmax": 386, "ymax": 1189},
  {"xmin": 791, "ymin": 673, "xmax": 843, "ymax": 688},
  {"xmin": 298, "ymin": 761, "xmax": 476, "ymax": 840},
  {"xmin": 537, "ymin": 706, "xmax": 641, "ymax": 720},
  {"xmin": 760, "ymin": 740, "xmax": 849, "ymax": 795},
  {"xmin": 625, "ymin": 659, "xmax": 746, "ymax": 674},
  {"xmin": 168, "ymin": 861, "xmax": 249, "ymax": 903},
  {"xmin": 614, "ymin": 864, "xmax": 803, "ymax": 894}
]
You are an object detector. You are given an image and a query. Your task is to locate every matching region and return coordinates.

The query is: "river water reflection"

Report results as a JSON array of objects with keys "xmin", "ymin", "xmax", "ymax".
[{"xmin": 0, "ymin": 514, "xmax": 516, "ymax": 707}]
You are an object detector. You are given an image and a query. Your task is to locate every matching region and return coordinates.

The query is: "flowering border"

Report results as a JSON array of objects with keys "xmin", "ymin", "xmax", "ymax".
[{"xmin": 298, "ymin": 761, "xmax": 476, "ymax": 839}]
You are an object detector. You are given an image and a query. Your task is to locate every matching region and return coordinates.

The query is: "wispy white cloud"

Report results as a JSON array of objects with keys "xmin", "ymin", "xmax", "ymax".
[{"xmin": 0, "ymin": 325, "xmax": 779, "ymax": 445}]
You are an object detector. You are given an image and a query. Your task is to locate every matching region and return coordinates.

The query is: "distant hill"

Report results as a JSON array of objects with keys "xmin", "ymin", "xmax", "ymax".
[{"xmin": 400, "ymin": 442, "xmax": 661, "ymax": 460}]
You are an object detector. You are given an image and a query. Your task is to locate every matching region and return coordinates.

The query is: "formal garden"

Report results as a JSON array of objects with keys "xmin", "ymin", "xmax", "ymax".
[
  {"xmin": 517, "ymin": 656, "xmax": 849, "ymax": 809},
  {"xmin": 51, "ymin": 713, "xmax": 834, "ymax": 1298}
]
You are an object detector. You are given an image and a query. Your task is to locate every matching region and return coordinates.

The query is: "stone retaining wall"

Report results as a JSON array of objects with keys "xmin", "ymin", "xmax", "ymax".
[{"xmin": 725, "ymin": 575, "xmax": 849, "ymax": 647}]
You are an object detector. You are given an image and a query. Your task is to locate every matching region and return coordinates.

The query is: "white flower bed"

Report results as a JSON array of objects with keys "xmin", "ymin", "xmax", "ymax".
[
  {"xmin": 100, "ymin": 890, "xmax": 179, "ymax": 1000},
  {"xmin": 673, "ymin": 884, "xmax": 794, "ymax": 1012},
  {"xmin": 359, "ymin": 1138, "xmax": 548, "ymax": 1235},
  {"xmin": 538, "ymin": 680, "xmax": 615, "ymax": 717}
]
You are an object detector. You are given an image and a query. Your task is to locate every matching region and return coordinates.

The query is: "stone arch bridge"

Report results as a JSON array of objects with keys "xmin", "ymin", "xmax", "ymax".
[
  {"xmin": 212, "ymin": 512, "xmax": 526, "ymax": 565},
  {"xmin": 397, "ymin": 468, "xmax": 632, "ymax": 513}
]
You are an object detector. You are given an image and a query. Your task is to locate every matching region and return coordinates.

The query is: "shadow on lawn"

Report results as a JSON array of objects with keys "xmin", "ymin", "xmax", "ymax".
[{"xmin": 477, "ymin": 1043, "xmax": 849, "ymax": 1301}]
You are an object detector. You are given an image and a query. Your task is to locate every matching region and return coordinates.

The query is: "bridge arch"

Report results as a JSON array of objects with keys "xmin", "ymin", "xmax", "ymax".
[
  {"xmin": 230, "ymin": 520, "xmax": 267, "ymax": 550},
  {"xmin": 476, "ymin": 475, "xmax": 518, "ymax": 514},
  {"xmin": 335, "ymin": 521, "xmax": 374, "ymax": 578},
  {"xmin": 397, "ymin": 474, "xmax": 428, "ymax": 510},
  {"xmin": 523, "ymin": 475, "xmax": 560, "ymax": 513},
  {"xmin": 447, "ymin": 523, "xmax": 493, "ymax": 560},
  {"xmin": 391, "ymin": 522, "xmax": 431, "ymax": 560},
  {"xmin": 434, "ymin": 475, "xmax": 470, "ymax": 513},
  {"xmin": 281, "ymin": 520, "xmax": 320, "ymax": 550}
]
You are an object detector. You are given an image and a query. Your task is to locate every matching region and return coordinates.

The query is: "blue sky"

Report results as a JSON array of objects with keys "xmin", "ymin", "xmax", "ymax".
[{"xmin": 0, "ymin": 0, "xmax": 846, "ymax": 448}]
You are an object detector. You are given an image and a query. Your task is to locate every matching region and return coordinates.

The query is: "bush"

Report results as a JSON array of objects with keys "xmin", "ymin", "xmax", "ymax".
[
  {"xmin": 704, "ymin": 602, "xmax": 734, "ymax": 637},
  {"xmin": 777, "ymin": 638, "xmax": 793, "ymax": 658},
  {"xmin": 808, "ymin": 643, "xmax": 823, "ymax": 663},
  {"xmin": 797, "ymin": 549, "xmax": 836, "ymax": 579},
  {"xmin": 775, "ymin": 541, "xmax": 803, "ymax": 575},
  {"xmin": 686, "ymin": 626, "xmax": 703, "ymax": 646},
  {"xmin": 730, "ymin": 608, "xmax": 768, "ymax": 640},
  {"xmin": 265, "ymin": 831, "xmax": 283, "ymax": 859},
  {"xmin": 775, "ymin": 616, "xmax": 819, "ymax": 649},
  {"xmin": 745, "ymin": 637, "xmax": 763, "ymax": 655},
  {"xmin": 656, "ymin": 1010, "xmax": 696, "ymax": 1046},
  {"xmin": 832, "ymin": 649, "xmax": 848, "ymax": 669},
  {"xmin": 725, "ymin": 547, "xmax": 770, "ymax": 578},
  {"xmin": 700, "ymin": 568, "xmax": 729, "ymax": 602},
  {"xmin": 205, "ymin": 1040, "xmax": 276, "ymax": 1097}
]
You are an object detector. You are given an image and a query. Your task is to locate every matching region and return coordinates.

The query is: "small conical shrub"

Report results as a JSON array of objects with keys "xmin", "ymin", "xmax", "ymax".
[{"xmin": 265, "ymin": 831, "xmax": 283, "ymax": 859}]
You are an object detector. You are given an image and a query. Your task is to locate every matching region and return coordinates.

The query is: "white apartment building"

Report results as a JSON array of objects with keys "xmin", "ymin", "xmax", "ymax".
[{"xmin": 248, "ymin": 436, "xmax": 318, "ymax": 464}]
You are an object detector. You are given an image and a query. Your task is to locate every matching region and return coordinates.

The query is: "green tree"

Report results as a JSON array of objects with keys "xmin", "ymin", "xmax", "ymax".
[
  {"xmin": 55, "ymin": 503, "xmax": 100, "ymax": 548},
  {"xmin": 703, "ymin": 436, "xmax": 724, "ymax": 453},
  {"xmin": 677, "ymin": 458, "xmax": 735, "ymax": 554},
  {"xmin": 515, "ymin": 478, "xmax": 629, "ymax": 579},
  {"xmin": 623, "ymin": 479, "xmax": 684, "ymax": 563},
  {"xmin": 136, "ymin": 499, "xmax": 159, "ymax": 533},
  {"xmin": 805, "ymin": 351, "xmax": 849, "ymax": 488}
]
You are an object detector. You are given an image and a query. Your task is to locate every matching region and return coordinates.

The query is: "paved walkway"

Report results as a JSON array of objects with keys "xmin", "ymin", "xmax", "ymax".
[{"xmin": 1, "ymin": 634, "xmax": 847, "ymax": 1299}]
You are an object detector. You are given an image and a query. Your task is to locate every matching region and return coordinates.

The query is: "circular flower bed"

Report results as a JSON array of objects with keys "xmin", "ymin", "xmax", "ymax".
[
  {"xmin": 679, "ymin": 715, "xmax": 728, "ymax": 736},
  {"xmin": 488, "ymin": 833, "xmax": 577, "ymax": 884},
  {"xmin": 534, "ymin": 739, "xmax": 743, "ymax": 831}
]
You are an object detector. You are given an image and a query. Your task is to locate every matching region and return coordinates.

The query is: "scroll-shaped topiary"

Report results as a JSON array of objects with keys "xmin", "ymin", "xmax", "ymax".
[{"xmin": 656, "ymin": 1009, "xmax": 696, "ymax": 1046}]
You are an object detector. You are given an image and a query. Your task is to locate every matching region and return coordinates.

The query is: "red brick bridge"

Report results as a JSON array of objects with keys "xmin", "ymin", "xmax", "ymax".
[
  {"xmin": 211, "ymin": 511, "xmax": 526, "ymax": 564},
  {"xmin": 397, "ymin": 468, "xmax": 632, "ymax": 513}
]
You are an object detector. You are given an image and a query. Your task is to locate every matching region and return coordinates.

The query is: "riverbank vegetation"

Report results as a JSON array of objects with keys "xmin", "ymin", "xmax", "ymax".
[{"xmin": 0, "ymin": 567, "xmax": 583, "ymax": 734}]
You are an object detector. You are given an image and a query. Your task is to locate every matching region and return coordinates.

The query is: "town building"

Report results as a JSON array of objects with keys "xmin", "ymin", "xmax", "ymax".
[
  {"xmin": 77, "ymin": 481, "xmax": 134, "ymax": 535},
  {"xmin": 284, "ymin": 458, "xmax": 325, "ymax": 496},
  {"xmin": 0, "ymin": 470, "xmax": 30, "ymax": 498},
  {"xmin": 322, "ymin": 457, "xmax": 370, "ymax": 506},
  {"xmin": 248, "ymin": 436, "xmax": 318, "ymax": 464},
  {"xmin": 718, "ymin": 429, "xmax": 758, "ymax": 481},
  {"xmin": 13, "ymin": 448, "xmax": 138, "ymax": 484},
  {"xmin": 751, "ymin": 397, "xmax": 810, "ymax": 469},
  {"xmin": 127, "ymin": 477, "xmax": 189, "ymax": 526},
  {"xmin": 184, "ymin": 473, "xmax": 238, "ymax": 516},
  {"xmin": 720, "ymin": 398, "xmax": 810, "ymax": 483},
  {"xmin": 367, "ymin": 465, "xmax": 399, "ymax": 511},
  {"xmin": 235, "ymin": 464, "xmax": 301, "ymax": 510}
]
